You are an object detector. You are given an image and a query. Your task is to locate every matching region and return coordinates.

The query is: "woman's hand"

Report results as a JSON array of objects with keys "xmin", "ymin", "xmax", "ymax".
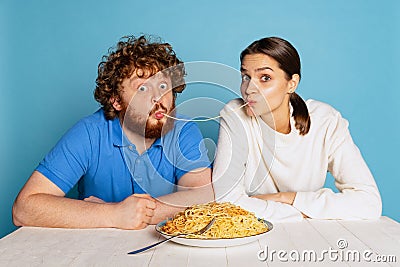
[
  {"xmin": 251, "ymin": 192, "xmax": 297, "ymax": 205},
  {"xmin": 251, "ymin": 192, "xmax": 309, "ymax": 218}
]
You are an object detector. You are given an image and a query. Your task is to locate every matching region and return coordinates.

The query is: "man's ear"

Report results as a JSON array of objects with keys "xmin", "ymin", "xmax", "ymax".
[{"xmin": 111, "ymin": 97, "xmax": 123, "ymax": 111}]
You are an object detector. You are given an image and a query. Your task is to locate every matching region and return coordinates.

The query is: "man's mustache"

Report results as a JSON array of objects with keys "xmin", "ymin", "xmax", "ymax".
[{"xmin": 149, "ymin": 103, "xmax": 168, "ymax": 115}]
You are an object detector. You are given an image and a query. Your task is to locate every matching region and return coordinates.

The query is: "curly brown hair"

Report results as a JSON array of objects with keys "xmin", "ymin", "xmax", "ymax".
[{"xmin": 94, "ymin": 35, "xmax": 186, "ymax": 120}]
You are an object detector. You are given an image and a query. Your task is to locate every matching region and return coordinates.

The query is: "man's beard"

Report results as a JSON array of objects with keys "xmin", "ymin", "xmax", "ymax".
[{"xmin": 121, "ymin": 101, "xmax": 176, "ymax": 140}]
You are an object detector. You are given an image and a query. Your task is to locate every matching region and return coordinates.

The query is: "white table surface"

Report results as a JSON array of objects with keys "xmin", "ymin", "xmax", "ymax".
[{"xmin": 0, "ymin": 217, "xmax": 399, "ymax": 266}]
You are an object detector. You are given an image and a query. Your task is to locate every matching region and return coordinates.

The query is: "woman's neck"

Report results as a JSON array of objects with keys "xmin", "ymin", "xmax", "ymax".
[{"xmin": 260, "ymin": 102, "xmax": 291, "ymax": 134}]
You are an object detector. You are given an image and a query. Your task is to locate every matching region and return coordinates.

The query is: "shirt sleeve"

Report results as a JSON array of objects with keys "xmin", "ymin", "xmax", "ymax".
[
  {"xmin": 293, "ymin": 110, "xmax": 382, "ymax": 219},
  {"xmin": 36, "ymin": 120, "xmax": 92, "ymax": 194},
  {"xmin": 174, "ymin": 121, "xmax": 211, "ymax": 179},
  {"xmin": 213, "ymin": 100, "xmax": 303, "ymax": 223}
]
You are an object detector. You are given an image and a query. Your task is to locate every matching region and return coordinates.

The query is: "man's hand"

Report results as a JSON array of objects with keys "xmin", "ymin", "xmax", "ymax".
[
  {"xmin": 112, "ymin": 194, "xmax": 156, "ymax": 230},
  {"xmin": 83, "ymin": 194, "xmax": 183, "ymax": 227},
  {"xmin": 134, "ymin": 194, "xmax": 177, "ymax": 225}
]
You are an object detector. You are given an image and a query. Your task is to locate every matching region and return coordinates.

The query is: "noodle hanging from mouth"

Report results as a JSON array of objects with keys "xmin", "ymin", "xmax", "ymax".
[
  {"xmin": 161, "ymin": 202, "xmax": 269, "ymax": 239},
  {"xmin": 162, "ymin": 102, "xmax": 249, "ymax": 122}
]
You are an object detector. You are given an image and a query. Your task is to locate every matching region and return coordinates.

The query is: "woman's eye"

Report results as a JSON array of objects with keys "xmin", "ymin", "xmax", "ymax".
[
  {"xmin": 159, "ymin": 83, "xmax": 168, "ymax": 90},
  {"xmin": 138, "ymin": 85, "xmax": 148, "ymax": 92},
  {"xmin": 241, "ymin": 75, "xmax": 250, "ymax": 82},
  {"xmin": 261, "ymin": 75, "xmax": 271, "ymax": 82}
]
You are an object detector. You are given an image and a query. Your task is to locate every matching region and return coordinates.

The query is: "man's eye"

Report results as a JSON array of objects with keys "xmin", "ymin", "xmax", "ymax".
[
  {"xmin": 138, "ymin": 85, "xmax": 148, "ymax": 92},
  {"xmin": 159, "ymin": 83, "xmax": 168, "ymax": 90},
  {"xmin": 242, "ymin": 75, "xmax": 250, "ymax": 81}
]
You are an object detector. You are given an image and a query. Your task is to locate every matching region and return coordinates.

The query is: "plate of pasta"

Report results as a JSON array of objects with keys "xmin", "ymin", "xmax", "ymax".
[{"xmin": 155, "ymin": 202, "xmax": 273, "ymax": 247}]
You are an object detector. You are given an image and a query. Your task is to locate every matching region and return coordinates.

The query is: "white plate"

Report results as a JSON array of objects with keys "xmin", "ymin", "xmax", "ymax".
[{"xmin": 155, "ymin": 219, "xmax": 273, "ymax": 248}]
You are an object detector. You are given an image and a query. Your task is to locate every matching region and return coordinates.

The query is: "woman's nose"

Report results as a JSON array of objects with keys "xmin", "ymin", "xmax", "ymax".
[{"xmin": 244, "ymin": 80, "xmax": 258, "ymax": 95}]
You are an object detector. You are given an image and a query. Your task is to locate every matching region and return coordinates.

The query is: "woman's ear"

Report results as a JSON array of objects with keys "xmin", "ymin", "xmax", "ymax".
[{"xmin": 288, "ymin": 74, "xmax": 300, "ymax": 94}]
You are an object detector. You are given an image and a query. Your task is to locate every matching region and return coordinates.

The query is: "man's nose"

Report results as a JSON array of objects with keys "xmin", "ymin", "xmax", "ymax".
[{"xmin": 152, "ymin": 89, "xmax": 162, "ymax": 103}]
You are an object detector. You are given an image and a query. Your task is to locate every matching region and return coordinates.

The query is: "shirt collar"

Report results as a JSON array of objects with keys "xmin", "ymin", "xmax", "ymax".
[{"xmin": 111, "ymin": 117, "xmax": 123, "ymax": 146}]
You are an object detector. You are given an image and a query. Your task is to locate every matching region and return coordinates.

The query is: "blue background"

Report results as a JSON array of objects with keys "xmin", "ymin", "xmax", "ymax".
[{"xmin": 1, "ymin": 0, "xmax": 399, "ymax": 238}]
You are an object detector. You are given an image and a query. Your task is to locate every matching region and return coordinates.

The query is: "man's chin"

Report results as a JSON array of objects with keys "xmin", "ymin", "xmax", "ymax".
[
  {"xmin": 144, "ymin": 130, "xmax": 162, "ymax": 139},
  {"xmin": 149, "ymin": 116, "xmax": 167, "ymax": 124},
  {"xmin": 145, "ymin": 118, "xmax": 174, "ymax": 139}
]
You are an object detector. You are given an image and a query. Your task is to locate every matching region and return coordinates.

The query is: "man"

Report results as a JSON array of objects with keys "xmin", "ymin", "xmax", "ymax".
[{"xmin": 12, "ymin": 35, "xmax": 213, "ymax": 230}]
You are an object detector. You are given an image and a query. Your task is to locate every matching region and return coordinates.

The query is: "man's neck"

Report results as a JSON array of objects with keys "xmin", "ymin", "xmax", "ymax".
[{"xmin": 122, "ymin": 126, "xmax": 156, "ymax": 155}]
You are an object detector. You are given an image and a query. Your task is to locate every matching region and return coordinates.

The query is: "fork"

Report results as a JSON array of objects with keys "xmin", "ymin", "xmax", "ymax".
[{"xmin": 127, "ymin": 217, "xmax": 216, "ymax": 255}]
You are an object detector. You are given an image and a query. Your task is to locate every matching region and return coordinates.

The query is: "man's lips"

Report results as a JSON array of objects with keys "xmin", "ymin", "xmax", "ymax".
[
  {"xmin": 153, "ymin": 110, "xmax": 167, "ymax": 120},
  {"xmin": 154, "ymin": 112, "xmax": 164, "ymax": 119}
]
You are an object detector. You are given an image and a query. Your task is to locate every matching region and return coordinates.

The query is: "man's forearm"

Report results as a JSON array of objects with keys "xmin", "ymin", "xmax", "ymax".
[{"xmin": 13, "ymin": 193, "xmax": 116, "ymax": 228}]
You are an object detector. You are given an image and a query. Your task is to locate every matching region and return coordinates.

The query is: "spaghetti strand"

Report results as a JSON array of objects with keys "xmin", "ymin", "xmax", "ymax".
[{"xmin": 162, "ymin": 102, "xmax": 249, "ymax": 122}]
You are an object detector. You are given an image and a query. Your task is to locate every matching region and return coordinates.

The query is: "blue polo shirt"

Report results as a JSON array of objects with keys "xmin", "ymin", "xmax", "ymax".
[{"xmin": 36, "ymin": 109, "xmax": 211, "ymax": 202}]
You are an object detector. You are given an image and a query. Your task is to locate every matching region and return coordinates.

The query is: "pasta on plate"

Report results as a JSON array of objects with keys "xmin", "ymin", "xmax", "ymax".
[{"xmin": 160, "ymin": 202, "xmax": 269, "ymax": 239}]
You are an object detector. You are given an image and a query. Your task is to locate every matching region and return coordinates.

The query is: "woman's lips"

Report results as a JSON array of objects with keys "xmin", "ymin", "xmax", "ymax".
[{"xmin": 247, "ymin": 100, "xmax": 256, "ymax": 106}]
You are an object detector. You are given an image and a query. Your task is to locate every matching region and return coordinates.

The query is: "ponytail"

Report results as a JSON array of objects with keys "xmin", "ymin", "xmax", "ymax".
[{"xmin": 290, "ymin": 92, "xmax": 310, "ymax": 135}]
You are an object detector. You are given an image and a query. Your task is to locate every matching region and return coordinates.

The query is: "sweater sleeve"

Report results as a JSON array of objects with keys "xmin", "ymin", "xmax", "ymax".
[
  {"xmin": 293, "ymin": 109, "xmax": 382, "ymax": 219},
  {"xmin": 213, "ymin": 100, "xmax": 303, "ymax": 223}
]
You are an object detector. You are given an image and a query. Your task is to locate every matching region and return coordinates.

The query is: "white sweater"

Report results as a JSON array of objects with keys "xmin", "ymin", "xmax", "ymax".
[{"xmin": 212, "ymin": 99, "xmax": 382, "ymax": 222}]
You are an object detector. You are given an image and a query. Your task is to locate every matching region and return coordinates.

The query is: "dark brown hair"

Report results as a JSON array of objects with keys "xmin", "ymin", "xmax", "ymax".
[
  {"xmin": 94, "ymin": 35, "xmax": 185, "ymax": 120},
  {"xmin": 240, "ymin": 37, "xmax": 310, "ymax": 135}
]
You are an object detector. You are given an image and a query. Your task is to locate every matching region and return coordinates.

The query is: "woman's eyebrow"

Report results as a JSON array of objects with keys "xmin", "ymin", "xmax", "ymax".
[
  {"xmin": 240, "ymin": 66, "xmax": 274, "ymax": 72},
  {"xmin": 255, "ymin": 66, "xmax": 274, "ymax": 72}
]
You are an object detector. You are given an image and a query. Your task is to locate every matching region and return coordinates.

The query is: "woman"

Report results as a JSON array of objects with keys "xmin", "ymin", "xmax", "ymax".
[{"xmin": 212, "ymin": 37, "xmax": 381, "ymax": 222}]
